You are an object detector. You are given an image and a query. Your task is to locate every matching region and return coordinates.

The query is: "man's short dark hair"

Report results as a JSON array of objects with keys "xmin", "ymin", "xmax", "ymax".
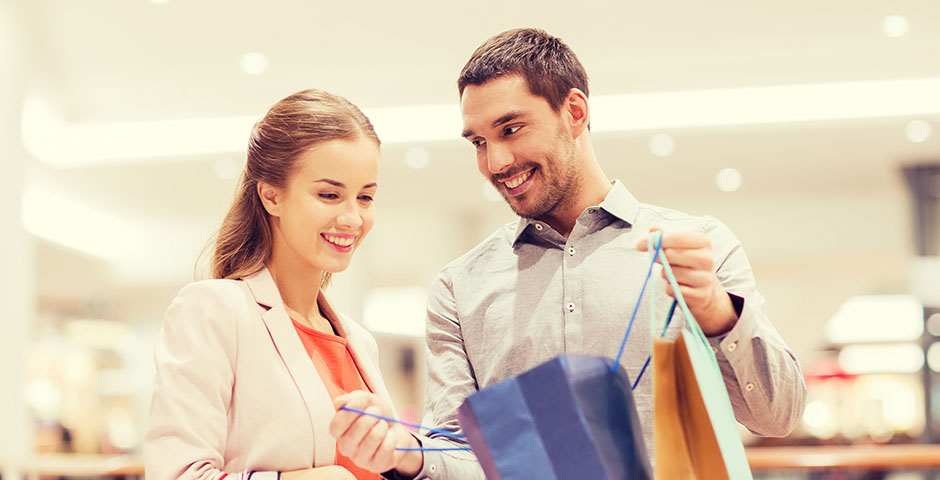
[{"xmin": 458, "ymin": 28, "xmax": 589, "ymax": 111}]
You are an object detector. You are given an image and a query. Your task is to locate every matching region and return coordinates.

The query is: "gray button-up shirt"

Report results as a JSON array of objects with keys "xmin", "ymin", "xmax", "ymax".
[{"xmin": 410, "ymin": 180, "xmax": 806, "ymax": 479}]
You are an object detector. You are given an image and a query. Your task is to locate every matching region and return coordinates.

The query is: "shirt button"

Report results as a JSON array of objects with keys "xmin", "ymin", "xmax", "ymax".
[
  {"xmin": 727, "ymin": 341, "xmax": 737, "ymax": 352},
  {"xmin": 534, "ymin": 223, "xmax": 543, "ymax": 231},
  {"xmin": 429, "ymin": 464, "xmax": 437, "ymax": 473},
  {"xmin": 568, "ymin": 246, "xmax": 576, "ymax": 255},
  {"xmin": 745, "ymin": 382, "xmax": 754, "ymax": 392},
  {"xmin": 567, "ymin": 302, "xmax": 576, "ymax": 313},
  {"xmin": 711, "ymin": 345, "xmax": 718, "ymax": 354}
]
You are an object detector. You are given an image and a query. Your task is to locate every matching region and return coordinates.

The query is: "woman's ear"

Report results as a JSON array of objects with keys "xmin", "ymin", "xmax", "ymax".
[
  {"xmin": 257, "ymin": 181, "xmax": 283, "ymax": 217},
  {"xmin": 564, "ymin": 88, "xmax": 590, "ymax": 137}
]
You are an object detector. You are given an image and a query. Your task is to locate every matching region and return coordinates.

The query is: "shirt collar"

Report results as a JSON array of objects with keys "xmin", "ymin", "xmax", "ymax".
[
  {"xmin": 511, "ymin": 179, "xmax": 640, "ymax": 245},
  {"xmin": 600, "ymin": 179, "xmax": 640, "ymax": 225}
]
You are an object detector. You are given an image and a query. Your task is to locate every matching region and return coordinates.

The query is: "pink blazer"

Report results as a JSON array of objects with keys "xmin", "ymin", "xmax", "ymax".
[{"xmin": 144, "ymin": 268, "xmax": 395, "ymax": 480}]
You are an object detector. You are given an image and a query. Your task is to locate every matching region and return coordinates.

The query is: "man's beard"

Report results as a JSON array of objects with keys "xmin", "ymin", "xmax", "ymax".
[{"xmin": 492, "ymin": 126, "xmax": 580, "ymax": 220}]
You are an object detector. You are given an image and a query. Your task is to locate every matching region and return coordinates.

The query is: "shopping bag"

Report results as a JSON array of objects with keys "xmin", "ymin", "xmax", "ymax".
[
  {"xmin": 650, "ymin": 235, "xmax": 753, "ymax": 479},
  {"xmin": 458, "ymin": 354, "xmax": 651, "ymax": 480}
]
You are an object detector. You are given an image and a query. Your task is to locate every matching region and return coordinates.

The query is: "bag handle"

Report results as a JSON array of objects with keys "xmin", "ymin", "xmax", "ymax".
[
  {"xmin": 614, "ymin": 231, "xmax": 719, "ymax": 389},
  {"xmin": 647, "ymin": 231, "xmax": 719, "ymax": 368}
]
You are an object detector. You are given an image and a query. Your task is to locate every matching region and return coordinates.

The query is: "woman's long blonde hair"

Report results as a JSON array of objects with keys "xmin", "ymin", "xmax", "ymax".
[{"xmin": 210, "ymin": 89, "xmax": 379, "ymax": 280}]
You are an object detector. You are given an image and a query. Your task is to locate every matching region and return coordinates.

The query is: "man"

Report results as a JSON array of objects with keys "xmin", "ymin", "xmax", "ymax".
[{"xmin": 331, "ymin": 28, "xmax": 806, "ymax": 480}]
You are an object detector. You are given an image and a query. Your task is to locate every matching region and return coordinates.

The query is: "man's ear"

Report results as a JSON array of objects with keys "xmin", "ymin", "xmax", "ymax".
[
  {"xmin": 257, "ymin": 181, "xmax": 283, "ymax": 217},
  {"xmin": 564, "ymin": 88, "xmax": 590, "ymax": 137}
]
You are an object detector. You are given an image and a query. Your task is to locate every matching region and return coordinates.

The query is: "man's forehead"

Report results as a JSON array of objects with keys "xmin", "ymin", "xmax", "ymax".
[{"xmin": 460, "ymin": 77, "xmax": 535, "ymax": 132}]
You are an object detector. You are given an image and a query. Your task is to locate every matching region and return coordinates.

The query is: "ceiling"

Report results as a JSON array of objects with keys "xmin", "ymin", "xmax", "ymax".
[{"xmin": 6, "ymin": 0, "xmax": 940, "ymax": 363}]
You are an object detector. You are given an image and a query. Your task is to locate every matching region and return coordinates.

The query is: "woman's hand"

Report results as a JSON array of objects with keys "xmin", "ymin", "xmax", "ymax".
[
  {"xmin": 329, "ymin": 390, "xmax": 423, "ymax": 477},
  {"xmin": 280, "ymin": 466, "xmax": 356, "ymax": 480}
]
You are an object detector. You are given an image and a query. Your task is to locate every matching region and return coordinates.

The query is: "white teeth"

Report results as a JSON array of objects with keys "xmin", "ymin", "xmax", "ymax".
[
  {"xmin": 324, "ymin": 234, "xmax": 355, "ymax": 247},
  {"xmin": 504, "ymin": 171, "xmax": 532, "ymax": 189}
]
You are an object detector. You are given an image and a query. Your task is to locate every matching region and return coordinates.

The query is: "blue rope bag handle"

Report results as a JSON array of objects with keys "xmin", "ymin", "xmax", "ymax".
[
  {"xmin": 337, "ymin": 406, "xmax": 471, "ymax": 451},
  {"xmin": 612, "ymin": 231, "xmax": 681, "ymax": 389},
  {"xmin": 618, "ymin": 230, "xmax": 722, "ymax": 391}
]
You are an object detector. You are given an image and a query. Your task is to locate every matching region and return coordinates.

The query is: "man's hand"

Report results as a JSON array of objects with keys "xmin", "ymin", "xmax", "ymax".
[
  {"xmin": 329, "ymin": 390, "xmax": 423, "ymax": 477},
  {"xmin": 637, "ymin": 228, "xmax": 738, "ymax": 336}
]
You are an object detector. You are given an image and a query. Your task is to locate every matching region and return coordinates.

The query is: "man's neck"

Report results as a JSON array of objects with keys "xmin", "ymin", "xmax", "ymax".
[{"xmin": 539, "ymin": 173, "xmax": 612, "ymax": 239}]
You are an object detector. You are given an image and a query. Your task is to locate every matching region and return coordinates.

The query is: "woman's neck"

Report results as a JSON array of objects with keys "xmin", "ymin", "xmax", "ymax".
[{"xmin": 266, "ymin": 246, "xmax": 330, "ymax": 333}]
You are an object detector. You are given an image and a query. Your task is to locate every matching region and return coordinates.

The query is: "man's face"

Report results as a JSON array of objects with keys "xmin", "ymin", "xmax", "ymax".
[{"xmin": 460, "ymin": 75, "xmax": 580, "ymax": 219}]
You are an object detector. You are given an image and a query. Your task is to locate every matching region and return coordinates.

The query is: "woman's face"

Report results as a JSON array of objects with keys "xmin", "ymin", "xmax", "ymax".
[{"xmin": 266, "ymin": 136, "xmax": 379, "ymax": 275}]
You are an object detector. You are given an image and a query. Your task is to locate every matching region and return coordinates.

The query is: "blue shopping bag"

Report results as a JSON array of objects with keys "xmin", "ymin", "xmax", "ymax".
[{"xmin": 457, "ymin": 354, "xmax": 651, "ymax": 480}]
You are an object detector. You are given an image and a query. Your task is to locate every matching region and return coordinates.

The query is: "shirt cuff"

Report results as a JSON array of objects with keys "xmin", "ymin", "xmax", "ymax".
[
  {"xmin": 381, "ymin": 433, "xmax": 439, "ymax": 480},
  {"xmin": 707, "ymin": 293, "xmax": 756, "ymax": 355}
]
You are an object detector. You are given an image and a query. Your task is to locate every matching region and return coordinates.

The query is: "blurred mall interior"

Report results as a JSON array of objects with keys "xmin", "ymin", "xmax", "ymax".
[{"xmin": 1, "ymin": 0, "xmax": 940, "ymax": 478}]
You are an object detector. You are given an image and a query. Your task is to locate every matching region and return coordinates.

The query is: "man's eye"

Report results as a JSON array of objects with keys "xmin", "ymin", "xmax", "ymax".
[
  {"xmin": 471, "ymin": 139, "xmax": 486, "ymax": 148},
  {"xmin": 504, "ymin": 126, "xmax": 521, "ymax": 135}
]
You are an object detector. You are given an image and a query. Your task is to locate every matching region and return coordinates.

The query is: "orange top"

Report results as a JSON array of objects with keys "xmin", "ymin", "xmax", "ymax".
[{"xmin": 292, "ymin": 319, "xmax": 381, "ymax": 480}]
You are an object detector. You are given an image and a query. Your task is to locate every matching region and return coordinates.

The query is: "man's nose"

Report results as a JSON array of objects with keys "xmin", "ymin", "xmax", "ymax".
[{"xmin": 487, "ymin": 142, "xmax": 514, "ymax": 174}]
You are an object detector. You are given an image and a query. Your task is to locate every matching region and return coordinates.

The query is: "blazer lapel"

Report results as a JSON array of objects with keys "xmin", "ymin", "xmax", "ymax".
[{"xmin": 243, "ymin": 268, "xmax": 336, "ymax": 467}]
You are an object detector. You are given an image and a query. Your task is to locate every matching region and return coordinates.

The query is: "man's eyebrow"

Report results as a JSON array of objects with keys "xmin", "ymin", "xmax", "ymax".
[
  {"xmin": 461, "ymin": 111, "xmax": 526, "ymax": 138},
  {"xmin": 491, "ymin": 111, "xmax": 524, "ymax": 129}
]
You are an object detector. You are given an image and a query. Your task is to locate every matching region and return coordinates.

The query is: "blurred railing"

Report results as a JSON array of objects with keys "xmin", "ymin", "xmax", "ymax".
[{"xmin": 5, "ymin": 445, "xmax": 940, "ymax": 478}]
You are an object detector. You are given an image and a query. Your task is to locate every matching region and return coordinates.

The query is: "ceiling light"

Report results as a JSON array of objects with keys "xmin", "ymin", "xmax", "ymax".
[
  {"xmin": 715, "ymin": 168, "xmax": 742, "ymax": 192},
  {"xmin": 23, "ymin": 77, "xmax": 940, "ymax": 167},
  {"xmin": 21, "ymin": 183, "xmax": 132, "ymax": 259},
  {"xmin": 404, "ymin": 146, "xmax": 430, "ymax": 169},
  {"xmin": 881, "ymin": 15, "xmax": 909, "ymax": 38},
  {"xmin": 905, "ymin": 120, "xmax": 932, "ymax": 143},
  {"xmin": 649, "ymin": 133, "xmax": 675, "ymax": 157},
  {"xmin": 240, "ymin": 52, "xmax": 268, "ymax": 75},
  {"xmin": 826, "ymin": 295, "xmax": 924, "ymax": 344},
  {"xmin": 838, "ymin": 343, "xmax": 924, "ymax": 374},
  {"xmin": 591, "ymin": 77, "xmax": 940, "ymax": 132}
]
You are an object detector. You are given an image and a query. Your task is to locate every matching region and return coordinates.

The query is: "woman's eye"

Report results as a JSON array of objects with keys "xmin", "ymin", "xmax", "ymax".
[
  {"xmin": 358, "ymin": 195, "xmax": 375, "ymax": 203},
  {"xmin": 318, "ymin": 193, "xmax": 340, "ymax": 200}
]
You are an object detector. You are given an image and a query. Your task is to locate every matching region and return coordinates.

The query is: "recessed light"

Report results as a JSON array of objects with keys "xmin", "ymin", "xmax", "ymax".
[
  {"xmin": 715, "ymin": 168, "xmax": 743, "ymax": 192},
  {"xmin": 240, "ymin": 52, "xmax": 268, "ymax": 75},
  {"xmin": 905, "ymin": 120, "xmax": 932, "ymax": 143},
  {"xmin": 881, "ymin": 15, "xmax": 909, "ymax": 38},
  {"xmin": 404, "ymin": 146, "xmax": 430, "ymax": 169},
  {"xmin": 648, "ymin": 133, "xmax": 675, "ymax": 157}
]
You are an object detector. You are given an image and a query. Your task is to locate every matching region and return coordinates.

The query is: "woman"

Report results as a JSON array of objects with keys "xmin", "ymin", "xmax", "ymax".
[{"xmin": 145, "ymin": 89, "xmax": 421, "ymax": 480}]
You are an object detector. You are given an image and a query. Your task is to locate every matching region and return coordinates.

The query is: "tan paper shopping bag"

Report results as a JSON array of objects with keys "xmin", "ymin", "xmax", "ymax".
[{"xmin": 654, "ymin": 335, "xmax": 728, "ymax": 479}]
